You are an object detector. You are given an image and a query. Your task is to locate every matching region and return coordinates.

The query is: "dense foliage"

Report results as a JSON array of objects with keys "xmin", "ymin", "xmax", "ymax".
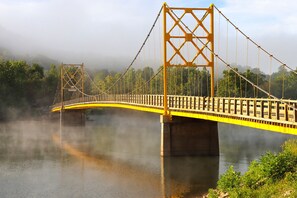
[
  {"xmin": 89, "ymin": 67, "xmax": 211, "ymax": 96},
  {"xmin": 90, "ymin": 66, "xmax": 297, "ymax": 99},
  {"xmin": 208, "ymin": 139, "xmax": 297, "ymax": 198},
  {"xmin": 0, "ymin": 60, "xmax": 58, "ymax": 120},
  {"xmin": 1, "ymin": 58, "xmax": 297, "ymax": 120}
]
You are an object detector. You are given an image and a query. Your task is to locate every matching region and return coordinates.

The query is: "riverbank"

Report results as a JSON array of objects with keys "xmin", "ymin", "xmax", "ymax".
[{"xmin": 207, "ymin": 139, "xmax": 297, "ymax": 198}]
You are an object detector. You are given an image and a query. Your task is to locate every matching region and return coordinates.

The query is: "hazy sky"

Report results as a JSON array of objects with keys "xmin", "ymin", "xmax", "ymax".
[{"xmin": 0, "ymin": 0, "xmax": 296, "ymax": 69}]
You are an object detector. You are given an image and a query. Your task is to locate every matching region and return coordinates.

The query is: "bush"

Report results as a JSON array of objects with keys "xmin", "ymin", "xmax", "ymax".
[
  {"xmin": 217, "ymin": 166, "xmax": 241, "ymax": 191},
  {"xmin": 209, "ymin": 139, "xmax": 297, "ymax": 197},
  {"xmin": 242, "ymin": 152, "xmax": 276, "ymax": 188},
  {"xmin": 207, "ymin": 189, "xmax": 219, "ymax": 198},
  {"xmin": 282, "ymin": 139, "xmax": 297, "ymax": 155}
]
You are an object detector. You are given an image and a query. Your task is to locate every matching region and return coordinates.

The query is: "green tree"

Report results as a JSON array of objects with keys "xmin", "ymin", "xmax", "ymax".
[
  {"xmin": 44, "ymin": 64, "xmax": 59, "ymax": 105},
  {"xmin": 283, "ymin": 69, "xmax": 297, "ymax": 99},
  {"xmin": 270, "ymin": 66, "xmax": 288, "ymax": 98},
  {"xmin": 217, "ymin": 68, "xmax": 266, "ymax": 98}
]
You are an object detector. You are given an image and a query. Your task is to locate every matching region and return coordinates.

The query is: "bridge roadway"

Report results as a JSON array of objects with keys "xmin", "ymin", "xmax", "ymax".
[{"xmin": 52, "ymin": 94, "xmax": 297, "ymax": 135}]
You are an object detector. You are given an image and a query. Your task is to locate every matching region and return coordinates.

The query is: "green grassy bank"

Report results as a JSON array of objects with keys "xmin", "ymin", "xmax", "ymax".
[{"xmin": 208, "ymin": 139, "xmax": 297, "ymax": 198}]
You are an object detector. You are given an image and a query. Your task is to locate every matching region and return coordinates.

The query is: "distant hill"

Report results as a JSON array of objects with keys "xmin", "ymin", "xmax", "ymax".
[
  {"xmin": 0, "ymin": 47, "xmax": 59, "ymax": 70},
  {"xmin": 22, "ymin": 54, "xmax": 60, "ymax": 70},
  {"xmin": 0, "ymin": 25, "xmax": 59, "ymax": 69}
]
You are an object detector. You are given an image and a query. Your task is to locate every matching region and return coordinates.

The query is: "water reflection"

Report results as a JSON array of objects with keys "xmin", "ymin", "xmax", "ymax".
[
  {"xmin": 161, "ymin": 157, "xmax": 219, "ymax": 197},
  {"xmin": 58, "ymin": 113, "xmax": 219, "ymax": 197},
  {"xmin": 0, "ymin": 112, "xmax": 294, "ymax": 197}
]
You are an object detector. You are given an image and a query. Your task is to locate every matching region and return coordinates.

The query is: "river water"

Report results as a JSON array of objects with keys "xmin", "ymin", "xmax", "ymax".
[{"xmin": 0, "ymin": 110, "xmax": 294, "ymax": 197}]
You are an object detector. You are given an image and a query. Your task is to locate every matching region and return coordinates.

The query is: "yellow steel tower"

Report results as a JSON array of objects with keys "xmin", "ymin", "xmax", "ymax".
[{"xmin": 162, "ymin": 3, "xmax": 214, "ymax": 115}]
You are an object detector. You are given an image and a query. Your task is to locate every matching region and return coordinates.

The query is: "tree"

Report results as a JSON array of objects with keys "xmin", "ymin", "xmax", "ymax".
[
  {"xmin": 270, "ymin": 66, "xmax": 288, "ymax": 98},
  {"xmin": 44, "ymin": 64, "xmax": 59, "ymax": 103},
  {"xmin": 0, "ymin": 60, "xmax": 61, "ymax": 120},
  {"xmin": 284, "ymin": 69, "xmax": 297, "ymax": 99},
  {"xmin": 217, "ymin": 68, "xmax": 266, "ymax": 98}
]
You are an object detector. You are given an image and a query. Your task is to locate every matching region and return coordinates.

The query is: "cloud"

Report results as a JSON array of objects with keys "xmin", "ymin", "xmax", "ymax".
[
  {"xmin": 0, "ymin": 0, "xmax": 162, "ymax": 66},
  {"xmin": 211, "ymin": 0, "xmax": 297, "ymax": 70},
  {"xmin": 0, "ymin": 0, "xmax": 296, "ymax": 69},
  {"xmin": 221, "ymin": 0, "xmax": 297, "ymax": 35}
]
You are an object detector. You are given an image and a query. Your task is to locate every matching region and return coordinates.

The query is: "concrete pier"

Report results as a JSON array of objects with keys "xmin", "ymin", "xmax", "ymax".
[{"xmin": 160, "ymin": 115, "xmax": 219, "ymax": 156}]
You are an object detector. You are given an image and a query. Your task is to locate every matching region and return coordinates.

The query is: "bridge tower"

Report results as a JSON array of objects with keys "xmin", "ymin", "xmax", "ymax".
[
  {"xmin": 60, "ymin": 63, "xmax": 85, "ymax": 125},
  {"xmin": 162, "ymin": 3, "xmax": 214, "ymax": 115},
  {"xmin": 60, "ymin": 63, "xmax": 85, "ymax": 102},
  {"xmin": 161, "ymin": 4, "xmax": 218, "ymax": 156}
]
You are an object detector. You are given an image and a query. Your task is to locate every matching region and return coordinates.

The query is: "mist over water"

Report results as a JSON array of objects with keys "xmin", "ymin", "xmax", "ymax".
[
  {"xmin": 218, "ymin": 123, "xmax": 295, "ymax": 174},
  {"xmin": 0, "ymin": 111, "xmax": 294, "ymax": 197}
]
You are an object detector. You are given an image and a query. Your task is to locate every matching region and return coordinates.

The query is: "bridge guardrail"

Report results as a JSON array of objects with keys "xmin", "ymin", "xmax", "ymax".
[{"xmin": 52, "ymin": 94, "xmax": 297, "ymax": 125}]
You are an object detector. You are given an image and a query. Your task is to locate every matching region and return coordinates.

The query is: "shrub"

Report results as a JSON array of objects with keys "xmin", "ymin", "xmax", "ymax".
[
  {"xmin": 242, "ymin": 152, "xmax": 277, "ymax": 188},
  {"xmin": 209, "ymin": 139, "xmax": 297, "ymax": 197},
  {"xmin": 282, "ymin": 139, "xmax": 297, "ymax": 156},
  {"xmin": 207, "ymin": 189, "xmax": 219, "ymax": 198},
  {"xmin": 217, "ymin": 166, "xmax": 241, "ymax": 191}
]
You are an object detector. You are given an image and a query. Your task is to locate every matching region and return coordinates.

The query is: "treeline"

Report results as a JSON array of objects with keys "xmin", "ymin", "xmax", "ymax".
[
  {"xmin": 90, "ymin": 67, "xmax": 212, "ymax": 96},
  {"xmin": 217, "ymin": 66, "xmax": 297, "ymax": 99},
  {"xmin": 90, "ymin": 66, "xmax": 297, "ymax": 99},
  {"xmin": 1, "ymin": 59, "xmax": 297, "ymax": 120},
  {"xmin": 0, "ymin": 60, "xmax": 58, "ymax": 120}
]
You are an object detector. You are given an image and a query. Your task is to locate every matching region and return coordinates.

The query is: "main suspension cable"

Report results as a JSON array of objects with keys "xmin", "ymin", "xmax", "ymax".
[
  {"xmin": 213, "ymin": 5, "xmax": 297, "ymax": 76},
  {"xmin": 106, "ymin": 6, "xmax": 163, "ymax": 93},
  {"xmin": 167, "ymin": 4, "xmax": 291, "ymax": 104},
  {"xmin": 130, "ymin": 67, "xmax": 163, "ymax": 94},
  {"xmin": 84, "ymin": 70, "xmax": 108, "ymax": 95}
]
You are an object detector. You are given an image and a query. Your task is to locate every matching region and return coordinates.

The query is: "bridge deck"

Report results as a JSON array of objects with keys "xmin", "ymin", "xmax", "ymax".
[{"xmin": 52, "ymin": 94, "xmax": 297, "ymax": 135}]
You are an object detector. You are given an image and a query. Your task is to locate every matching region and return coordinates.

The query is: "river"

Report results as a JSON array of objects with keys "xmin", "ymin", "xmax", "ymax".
[{"xmin": 0, "ymin": 110, "xmax": 294, "ymax": 197}]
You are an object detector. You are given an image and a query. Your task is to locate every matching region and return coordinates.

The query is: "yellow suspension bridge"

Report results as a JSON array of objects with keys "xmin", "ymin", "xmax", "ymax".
[{"xmin": 51, "ymin": 3, "xmax": 297, "ymax": 156}]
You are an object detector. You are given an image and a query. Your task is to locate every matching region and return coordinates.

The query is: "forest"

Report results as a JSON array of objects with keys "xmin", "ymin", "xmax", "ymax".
[
  {"xmin": 88, "ymin": 65, "xmax": 297, "ymax": 99},
  {"xmin": 0, "ymin": 60, "xmax": 58, "ymax": 120},
  {"xmin": 1, "ymin": 59, "xmax": 297, "ymax": 120}
]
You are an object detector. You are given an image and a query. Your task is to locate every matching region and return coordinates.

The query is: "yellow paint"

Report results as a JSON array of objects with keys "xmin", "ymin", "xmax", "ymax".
[
  {"xmin": 51, "ymin": 102, "xmax": 297, "ymax": 136},
  {"xmin": 163, "ymin": 3, "xmax": 168, "ymax": 115},
  {"xmin": 52, "ymin": 103, "xmax": 164, "ymax": 114},
  {"xmin": 163, "ymin": 5, "xmax": 215, "ymax": 96},
  {"xmin": 209, "ymin": 5, "xmax": 215, "ymax": 97},
  {"xmin": 170, "ymin": 111, "xmax": 297, "ymax": 136}
]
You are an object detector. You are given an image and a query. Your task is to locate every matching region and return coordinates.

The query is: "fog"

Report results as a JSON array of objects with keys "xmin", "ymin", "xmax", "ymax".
[
  {"xmin": 0, "ymin": 113, "xmax": 215, "ymax": 197},
  {"xmin": 0, "ymin": 0, "xmax": 296, "ymax": 69},
  {"xmin": 0, "ymin": 108, "xmax": 295, "ymax": 197}
]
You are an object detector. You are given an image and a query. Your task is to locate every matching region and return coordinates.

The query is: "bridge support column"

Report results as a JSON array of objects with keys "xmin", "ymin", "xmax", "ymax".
[
  {"xmin": 160, "ymin": 115, "xmax": 219, "ymax": 156},
  {"xmin": 62, "ymin": 110, "xmax": 85, "ymax": 126}
]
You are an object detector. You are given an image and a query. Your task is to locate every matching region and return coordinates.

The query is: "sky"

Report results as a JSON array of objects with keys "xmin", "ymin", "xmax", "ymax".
[{"xmin": 0, "ymin": 0, "xmax": 296, "ymax": 69}]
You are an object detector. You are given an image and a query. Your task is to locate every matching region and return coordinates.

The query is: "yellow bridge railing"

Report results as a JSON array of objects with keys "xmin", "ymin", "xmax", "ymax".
[{"xmin": 52, "ymin": 94, "xmax": 297, "ymax": 128}]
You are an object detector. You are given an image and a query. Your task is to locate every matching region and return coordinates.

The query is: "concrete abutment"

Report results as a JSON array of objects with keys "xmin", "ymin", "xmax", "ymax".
[{"xmin": 160, "ymin": 115, "xmax": 219, "ymax": 156}]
